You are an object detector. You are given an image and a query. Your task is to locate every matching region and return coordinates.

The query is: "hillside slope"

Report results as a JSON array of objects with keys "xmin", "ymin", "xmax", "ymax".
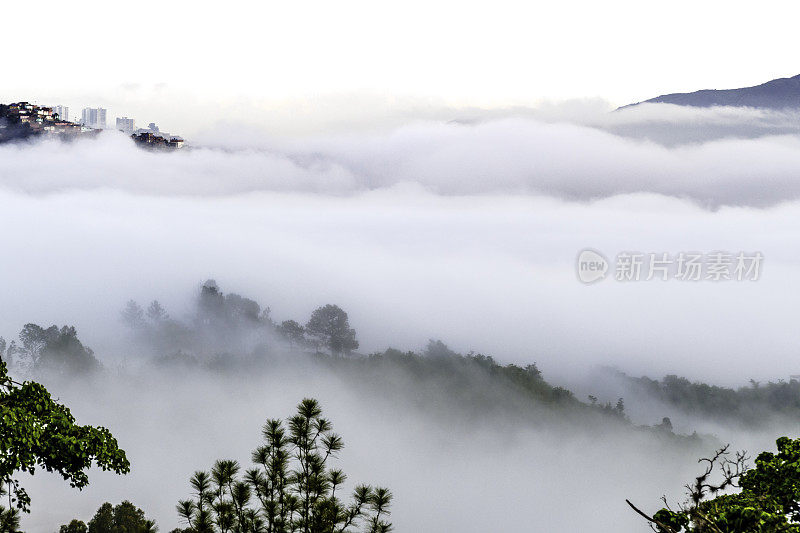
[{"xmin": 624, "ymin": 74, "xmax": 800, "ymax": 109}]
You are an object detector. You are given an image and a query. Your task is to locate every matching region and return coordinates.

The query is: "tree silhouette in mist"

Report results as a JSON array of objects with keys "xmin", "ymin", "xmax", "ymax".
[
  {"xmin": 306, "ymin": 305, "xmax": 358, "ymax": 357},
  {"xmin": 178, "ymin": 398, "xmax": 392, "ymax": 533}
]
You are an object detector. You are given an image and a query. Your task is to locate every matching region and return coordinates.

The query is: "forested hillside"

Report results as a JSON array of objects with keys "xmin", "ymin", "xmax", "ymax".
[
  {"xmin": 4, "ymin": 280, "xmax": 787, "ymax": 442},
  {"xmin": 603, "ymin": 368, "xmax": 800, "ymax": 427}
]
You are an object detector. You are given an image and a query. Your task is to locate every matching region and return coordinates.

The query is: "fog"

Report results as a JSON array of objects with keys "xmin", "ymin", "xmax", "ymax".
[
  {"xmin": 15, "ymin": 362, "xmax": 761, "ymax": 533},
  {"xmin": 1, "ymin": 184, "xmax": 797, "ymax": 382},
  {"xmin": 7, "ymin": 104, "xmax": 800, "ymax": 205},
  {"xmin": 2, "ymin": 106, "xmax": 800, "ymax": 531}
]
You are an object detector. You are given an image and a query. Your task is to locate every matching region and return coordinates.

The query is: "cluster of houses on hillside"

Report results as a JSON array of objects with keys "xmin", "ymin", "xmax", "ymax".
[
  {"xmin": 0, "ymin": 101, "xmax": 185, "ymax": 150},
  {"xmin": 131, "ymin": 123, "xmax": 184, "ymax": 149},
  {"xmin": 0, "ymin": 102, "xmax": 94, "ymax": 139}
]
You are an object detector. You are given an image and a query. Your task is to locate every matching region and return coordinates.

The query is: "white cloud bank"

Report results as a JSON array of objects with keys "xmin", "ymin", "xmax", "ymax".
[
  {"xmin": 1, "ymin": 122, "xmax": 799, "ymax": 382},
  {"xmin": 3, "ymin": 108, "xmax": 800, "ymax": 532},
  {"xmin": 4, "ymin": 106, "xmax": 800, "ymax": 206}
]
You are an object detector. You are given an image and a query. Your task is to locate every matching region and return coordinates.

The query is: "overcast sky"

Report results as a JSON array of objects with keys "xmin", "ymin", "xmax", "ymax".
[{"xmin": 4, "ymin": 0, "xmax": 800, "ymax": 134}]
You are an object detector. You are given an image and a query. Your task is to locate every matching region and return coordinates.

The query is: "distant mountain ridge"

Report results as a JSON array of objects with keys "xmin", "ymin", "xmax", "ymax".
[{"xmin": 624, "ymin": 74, "xmax": 800, "ymax": 110}]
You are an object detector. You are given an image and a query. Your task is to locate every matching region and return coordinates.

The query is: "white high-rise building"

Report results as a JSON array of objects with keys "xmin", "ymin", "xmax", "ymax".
[
  {"xmin": 115, "ymin": 117, "xmax": 136, "ymax": 133},
  {"xmin": 81, "ymin": 107, "xmax": 107, "ymax": 129},
  {"xmin": 52, "ymin": 105, "xmax": 69, "ymax": 121}
]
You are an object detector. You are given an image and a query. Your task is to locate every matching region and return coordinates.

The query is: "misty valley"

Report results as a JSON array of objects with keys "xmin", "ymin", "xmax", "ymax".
[{"xmin": 3, "ymin": 279, "xmax": 800, "ymax": 533}]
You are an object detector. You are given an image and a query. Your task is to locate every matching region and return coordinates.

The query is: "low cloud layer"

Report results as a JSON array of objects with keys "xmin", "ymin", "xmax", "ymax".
[
  {"xmin": 3, "ymin": 105, "xmax": 800, "ymax": 206},
  {"xmin": 0, "ymin": 186, "xmax": 798, "ymax": 384}
]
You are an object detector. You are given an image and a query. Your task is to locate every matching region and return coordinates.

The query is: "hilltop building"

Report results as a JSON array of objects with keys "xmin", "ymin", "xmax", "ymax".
[
  {"xmin": 0, "ymin": 102, "xmax": 90, "ymax": 141},
  {"xmin": 6, "ymin": 102, "xmax": 52, "ymax": 124},
  {"xmin": 115, "ymin": 117, "xmax": 136, "ymax": 133},
  {"xmin": 81, "ymin": 107, "xmax": 107, "ymax": 129},
  {"xmin": 52, "ymin": 105, "xmax": 69, "ymax": 121},
  {"xmin": 132, "ymin": 128, "xmax": 184, "ymax": 150},
  {"xmin": 1, "ymin": 100, "xmax": 184, "ymax": 148}
]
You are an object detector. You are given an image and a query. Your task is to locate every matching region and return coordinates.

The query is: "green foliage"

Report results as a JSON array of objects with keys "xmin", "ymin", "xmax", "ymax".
[
  {"xmin": 652, "ymin": 508, "xmax": 689, "ymax": 532},
  {"xmin": 0, "ymin": 358, "xmax": 130, "ymax": 512},
  {"xmin": 179, "ymin": 398, "xmax": 392, "ymax": 533},
  {"xmin": 85, "ymin": 501, "xmax": 157, "ymax": 533},
  {"xmin": 88, "ymin": 503, "xmax": 115, "ymax": 533},
  {"xmin": 0, "ymin": 485, "xmax": 21, "ymax": 533},
  {"xmin": 10, "ymin": 324, "xmax": 100, "ymax": 375},
  {"xmin": 306, "ymin": 305, "xmax": 359, "ymax": 356},
  {"xmin": 739, "ymin": 436, "xmax": 800, "ymax": 521},
  {"xmin": 58, "ymin": 501, "xmax": 157, "ymax": 533},
  {"xmin": 354, "ymin": 346, "xmax": 582, "ymax": 409},
  {"xmin": 0, "ymin": 508, "xmax": 21, "ymax": 533},
  {"xmin": 60, "ymin": 519, "xmax": 88, "ymax": 533},
  {"xmin": 633, "ymin": 437, "xmax": 800, "ymax": 533}
]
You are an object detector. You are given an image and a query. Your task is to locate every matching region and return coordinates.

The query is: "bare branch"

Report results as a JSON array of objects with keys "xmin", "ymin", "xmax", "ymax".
[{"xmin": 626, "ymin": 499, "xmax": 678, "ymax": 533}]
